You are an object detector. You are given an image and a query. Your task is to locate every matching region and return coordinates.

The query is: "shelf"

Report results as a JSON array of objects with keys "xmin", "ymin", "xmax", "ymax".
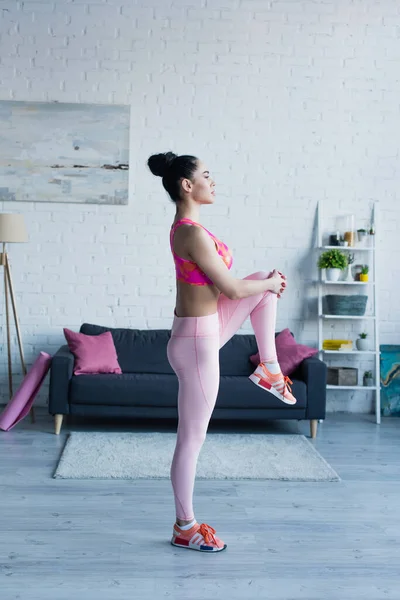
[
  {"xmin": 320, "ymin": 314, "xmax": 376, "ymax": 320},
  {"xmin": 317, "ymin": 201, "xmax": 380, "ymax": 424},
  {"xmin": 321, "ymin": 280, "xmax": 374, "ymax": 285},
  {"xmin": 318, "ymin": 246, "xmax": 374, "ymax": 252},
  {"xmin": 322, "ymin": 350, "xmax": 378, "ymax": 355},
  {"xmin": 327, "ymin": 385, "xmax": 378, "ymax": 390}
]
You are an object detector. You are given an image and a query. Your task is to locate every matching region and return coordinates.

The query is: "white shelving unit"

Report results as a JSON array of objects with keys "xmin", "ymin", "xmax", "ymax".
[{"xmin": 317, "ymin": 201, "xmax": 381, "ymax": 424}]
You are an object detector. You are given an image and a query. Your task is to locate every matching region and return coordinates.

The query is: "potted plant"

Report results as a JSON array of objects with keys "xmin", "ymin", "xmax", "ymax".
[
  {"xmin": 356, "ymin": 332, "xmax": 368, "ymax": 351},
  {"xmin": 360, "ymin": 265, "xmax": 369, "ymax": 282},
  {"xmin": 318, "ymin": 249, "xmax": 348, "ymax": 282},
  {"xmin": 363, "ymin": 370, "xmax": 374, "ymax": 387},
  {"xmin": 357, "ymin": 228, "xmax": 367, "ymax": 243}
]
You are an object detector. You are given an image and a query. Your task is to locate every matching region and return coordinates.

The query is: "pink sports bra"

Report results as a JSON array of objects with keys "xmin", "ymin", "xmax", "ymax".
[{"xmin": 170, "ymin": 218, "xmax": 233, "ymax": 286}]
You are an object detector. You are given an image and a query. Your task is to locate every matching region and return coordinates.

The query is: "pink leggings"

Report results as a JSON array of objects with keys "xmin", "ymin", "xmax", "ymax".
[{"xmin": 167, "ymin": 271, "xmax": 278, "ymax": 521}]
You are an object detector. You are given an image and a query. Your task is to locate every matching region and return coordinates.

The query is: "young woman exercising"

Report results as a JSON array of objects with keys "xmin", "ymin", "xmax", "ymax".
[{"xmin": 147, "ymin": 151, "xmax": 296, "ymax": 553}]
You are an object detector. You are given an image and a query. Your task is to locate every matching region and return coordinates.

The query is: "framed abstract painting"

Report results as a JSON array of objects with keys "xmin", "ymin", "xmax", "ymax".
[
  {"xmin": 380, "ymin": 345, "xmax": 400, "ymax": 416},
  {"xmin": 0, "ymin": 100, "xmax": 130, "ymax": 205}
]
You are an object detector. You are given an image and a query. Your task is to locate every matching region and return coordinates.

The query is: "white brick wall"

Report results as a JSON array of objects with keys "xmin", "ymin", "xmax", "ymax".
[{"xmin": 0, "ymin": 0, "xmax": 399, "ymax": 413}]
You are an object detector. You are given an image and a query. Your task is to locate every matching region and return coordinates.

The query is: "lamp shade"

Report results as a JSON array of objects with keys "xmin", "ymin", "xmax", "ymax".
[{"xmin": 0, "ymin": 213, "xmax": 28, "ymax": 243}]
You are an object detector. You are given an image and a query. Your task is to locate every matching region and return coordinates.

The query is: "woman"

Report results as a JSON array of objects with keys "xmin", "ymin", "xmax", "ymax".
[{"xmin": 147, "ymin": 151, "xmax": 296, "ymax": 553}]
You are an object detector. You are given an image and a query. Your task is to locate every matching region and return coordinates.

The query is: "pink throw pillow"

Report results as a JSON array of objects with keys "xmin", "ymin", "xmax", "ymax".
[
  {"xmin": 63, "ymin": 328, "xmax": 122, "ymax": 376},
  {"xmin": 249, "ymin": 328, "xmax": 318, "ymax": 376}
]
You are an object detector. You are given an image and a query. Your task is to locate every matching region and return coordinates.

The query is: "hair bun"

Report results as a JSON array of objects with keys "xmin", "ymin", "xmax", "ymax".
[{"xmin": 147, "ymin": 152, "xmax": 177, "ymax": 178}]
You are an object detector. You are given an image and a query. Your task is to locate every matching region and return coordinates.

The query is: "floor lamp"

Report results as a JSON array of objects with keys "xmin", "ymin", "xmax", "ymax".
[{"xmin": 0, "ymin": 213, "xmax": 34, "ymax": 423}]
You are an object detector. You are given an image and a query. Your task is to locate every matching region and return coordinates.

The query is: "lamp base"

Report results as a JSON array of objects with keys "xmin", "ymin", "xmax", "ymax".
[{"xmin": 1, "ymin": 247, "xmax": 34, "ymax": 423}]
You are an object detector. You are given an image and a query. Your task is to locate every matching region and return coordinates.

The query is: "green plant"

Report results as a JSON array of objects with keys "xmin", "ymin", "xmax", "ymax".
[
  {"xmin": 359, "ymin": 332, "xmax": 368, "ymax": 339},
  {"xmin": 357, "ymin": 228, "xmax": 367, "ymax": 233},
  {"xmin": 364, "ymin": 370, "xmax": 373, "ymax": 378},
  {"xmin": 361, "ymin": 265, "xmax": 369, "ymax": 275},
  {"xmin": 318, "ymin": 249, "xmax": 348, "ymax": 270}
]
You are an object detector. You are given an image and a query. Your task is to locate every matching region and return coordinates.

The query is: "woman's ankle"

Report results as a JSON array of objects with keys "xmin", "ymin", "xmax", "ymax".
[{"xmin": 176, "ymin": 517, "xmax": 195, "ymax": 527}]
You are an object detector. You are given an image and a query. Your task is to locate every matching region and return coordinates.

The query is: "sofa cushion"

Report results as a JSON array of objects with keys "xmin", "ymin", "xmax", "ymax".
[
  {"xmin": 70, "ymin": 373, "xmax": 179, "ymax": 407},
  {"xmin": 64, "ymin": 328, "xmax": 122, "ymax": 375}
]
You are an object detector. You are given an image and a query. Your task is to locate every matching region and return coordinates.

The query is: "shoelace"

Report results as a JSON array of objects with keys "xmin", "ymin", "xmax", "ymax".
[
  {"xmin": 198, "ymin": 523, "xmax": 217, "ymax": 545},
  {"xmin": 283, "ymin": 376, "xmax": 293, "ymax": 394}
]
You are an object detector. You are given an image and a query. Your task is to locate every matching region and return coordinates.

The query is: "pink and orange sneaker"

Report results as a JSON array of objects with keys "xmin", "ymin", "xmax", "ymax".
[
  {"xmin": 249, "ymin": 363, "xmax": 297, "ymax": 405},
  {"xmin": 171, "ymin": 522, "xmax": 227, "ymax": 553}
]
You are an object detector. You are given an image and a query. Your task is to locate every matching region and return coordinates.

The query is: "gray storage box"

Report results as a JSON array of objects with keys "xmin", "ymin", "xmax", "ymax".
[
  {"xmin": 325, "ymin": 294, "xmax": 368, "ymax": 316},
  {"xmin": 327, "ymin": 367, "xmax": 358, "ymax": 386}
]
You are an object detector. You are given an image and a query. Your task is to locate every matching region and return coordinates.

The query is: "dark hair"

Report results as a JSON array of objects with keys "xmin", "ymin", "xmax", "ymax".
[{"xmin": 147, "ymin": 151, "xmax": 198, "ymax": 202}]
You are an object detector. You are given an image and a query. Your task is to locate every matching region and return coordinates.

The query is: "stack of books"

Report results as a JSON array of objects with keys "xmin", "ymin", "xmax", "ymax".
[{"xmin": 323, "ymin": 339, "xmax": 353, "ymax": 352}]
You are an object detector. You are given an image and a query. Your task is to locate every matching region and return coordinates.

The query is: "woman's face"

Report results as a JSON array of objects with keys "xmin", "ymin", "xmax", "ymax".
[{"xmin": 182, "ymin": 160, "xmax": 215, "ymax": 205}]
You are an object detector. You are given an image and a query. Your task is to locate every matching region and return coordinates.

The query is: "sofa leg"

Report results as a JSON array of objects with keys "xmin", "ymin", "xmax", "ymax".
[
  {"xmin": 310, "ymin": 420, "xmax": 318, "ymax": 439},
  {"xmin": 55, "ymin": 414, "xmax": 63, "ymax": 435}
]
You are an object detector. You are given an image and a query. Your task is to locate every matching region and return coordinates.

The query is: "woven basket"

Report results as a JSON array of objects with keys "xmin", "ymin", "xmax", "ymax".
[{"xmin": 325, "ymin": 294, "xmax": 368, "ymax": 316}]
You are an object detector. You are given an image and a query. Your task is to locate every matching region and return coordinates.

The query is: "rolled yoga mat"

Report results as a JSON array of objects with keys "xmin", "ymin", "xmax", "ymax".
[{"xmin": 0, "ymin": 351, "xmax": 52, "ymax": 431}]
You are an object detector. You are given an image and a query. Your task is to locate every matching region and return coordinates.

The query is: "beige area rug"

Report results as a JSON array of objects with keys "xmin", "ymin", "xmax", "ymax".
[{"xmin": 53, "ymin": 432, "xmax": 340, "ymax": 481}]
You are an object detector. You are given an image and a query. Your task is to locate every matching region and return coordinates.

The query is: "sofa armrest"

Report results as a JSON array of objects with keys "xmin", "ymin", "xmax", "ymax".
[
  {"xmin": 298, "ymin": 356, "xmax": 327, "ymax": 420},
  {"xmin": 48, "ymin": 345, "xmax": 74, "ymax": 415}
]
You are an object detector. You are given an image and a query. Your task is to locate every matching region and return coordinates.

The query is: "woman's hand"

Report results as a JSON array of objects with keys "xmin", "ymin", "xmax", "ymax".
[{"xmin": 268, "ymin": 269, "xmax": 287, "ymax": 298}]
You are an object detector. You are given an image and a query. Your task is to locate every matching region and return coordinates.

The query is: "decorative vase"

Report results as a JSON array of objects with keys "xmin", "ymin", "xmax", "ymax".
[
  {"xmin": 360, "ymin": 274, "xmax": 369, "ymax": 282},
  {"xmin": 356, "ymin": 338, "xmax": 369, "ymax": 351},
  {"xmin": 363, "ymin": 377, "xmax": 374, "ymax": 387},
  {"xmin": 344, "ymin": 231, "xmax": 355, "ymax": 247},
  {"xmin": 340, "ymin": 213, "xmax": 355, "ymax": 247},
  {"xmin": 346, "ymin": 266, "xmax": 354, "ymax": 282},
  {"xmin": 326, "ymin": 268, "xmax": 342, "ymax": 282}
]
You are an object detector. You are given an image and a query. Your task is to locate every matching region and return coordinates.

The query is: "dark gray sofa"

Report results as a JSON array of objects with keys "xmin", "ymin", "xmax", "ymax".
[{"xmin": 49, "ymin": 323, "xmax": 327, "ymax": 438}]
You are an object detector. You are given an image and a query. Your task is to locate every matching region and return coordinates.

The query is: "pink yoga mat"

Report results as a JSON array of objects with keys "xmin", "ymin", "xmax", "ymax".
[{"xmin": 0, "ymin": 351, "xmax": 52, "ymax": 432}]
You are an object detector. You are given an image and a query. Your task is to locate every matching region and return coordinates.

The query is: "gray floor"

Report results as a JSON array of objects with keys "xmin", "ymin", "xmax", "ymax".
[{"xmin": 1, "ymin": 409, "xmax": 399, "ymax": 600}]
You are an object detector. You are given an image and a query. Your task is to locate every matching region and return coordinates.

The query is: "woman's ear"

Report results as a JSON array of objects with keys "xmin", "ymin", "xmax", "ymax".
[{"xmin": 180, "ymin": 178, "xmax": 192, "ymax": 194}]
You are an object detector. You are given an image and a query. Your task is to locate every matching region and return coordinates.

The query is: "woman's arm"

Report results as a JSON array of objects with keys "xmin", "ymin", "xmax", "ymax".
[{"xmin": 187, "ymin": 227, "xmax": 285, "ymax": 300}]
